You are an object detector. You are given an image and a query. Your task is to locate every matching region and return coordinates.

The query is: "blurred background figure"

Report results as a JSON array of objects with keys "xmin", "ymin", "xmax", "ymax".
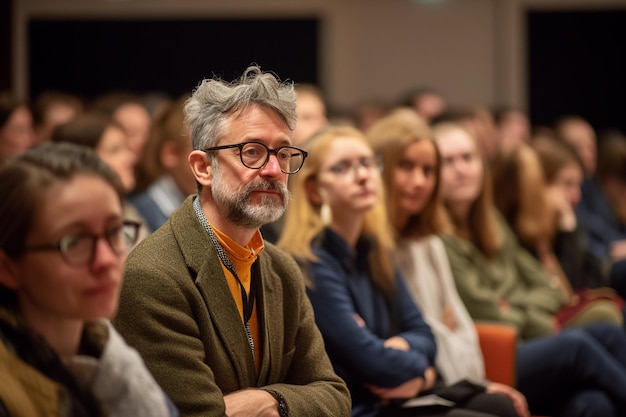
[
  {"xmin": 32, "ymin": 90, "xmax": 83, "ymax": 145},
  {"xmin": 130, "ymin": 95, "xmax": 196, "ymax": 232},
  {"xmin": 554, "ymin": 115, "xmax": 597, "ymax": 178},
  {"xmin": 0, "ymin": 92, "xmax": 35, "ymax": 165},
  {"xmin": 292, "ymin": 83, "xmax": 329, "ymax": 146},
  {"xmin": 140, "ymin": 91, "xmax": 172, "ymax": 121},
  {"xmin": 352, "ymin": 98, "xmax": 390, "ymax": 133},
  {"xmin": 553, "ymin": 116, "xmax": 626, "ymax": 270},
  {"xmin": 0, "ymin": 142, "xmax": 176, "ymax": 417},
  {"xmin": 577, "ymin": 133, "xmax": 626, "ymax": 297},
  {"xmin": 430, "ymin": 106, "xmax": 499, "ymax": 162},
  {"xmin": 492, "ymin": 106, "xmax": 531, "ymax": 154},
  {"xmin": 491, "ymin": 142, "xmax": 623, "ymax": 327},
  {"xmin": 91, "ymin": 92, "xmax": 152, "ymax": 158},
  {"xmin": 51, "ymin": 111, "xmax": 150, "ymax": 243},
  {"xmin": 400, "ymin": 86, "xmax": 447, "ymax": 125}
]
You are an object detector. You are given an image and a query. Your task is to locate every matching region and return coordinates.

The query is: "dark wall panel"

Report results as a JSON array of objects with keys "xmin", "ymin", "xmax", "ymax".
[
  {"xmin": 527, "ymin": 10, "xmax": 626, "ymax": 135},
  {"xmin": 0, "ymin": 0, "xmax": 12, "ymax": 91},
  {"xmin": 29, "ymin": 18, "xmax": 319, "ymax": 101}
]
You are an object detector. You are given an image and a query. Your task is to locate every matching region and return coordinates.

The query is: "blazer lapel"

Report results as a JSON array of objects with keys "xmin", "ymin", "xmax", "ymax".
[{"xmin": 173, "ymin": 196, "xmax": 257, "ymax": 385}]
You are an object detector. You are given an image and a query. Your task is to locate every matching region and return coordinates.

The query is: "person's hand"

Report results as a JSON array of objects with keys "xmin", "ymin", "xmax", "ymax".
[
  {"xmin": 547, "ymin": 186, "xmax": 577, "ymax": 231},
  {"xmin": 367, "ymin": 376, "xmax": 424, "ymax": 400},
  {"xmin": 224, "ymin": 389, "xmax": 279, "ymax": 417},
  {"xmin": 353, "ymin": 313, "xmax": 366, "ymax": 328},
  {"xmin": 610, "ymin": 239, "xmax": 626, "ymax": 262},
  {"xmin": 441, "ymin": 305, "xmax": 458, "ymax": 331},
  {"xmin": 486, "ymin": 382, "xmax": 530, "ymax": 417},
  {"xmin": 423, "ymin": 367, "xmax": 437, "ymax": 391},
  {"xmin": 384, "ymin": 336, "xmax": 410, "ymax": 351}
]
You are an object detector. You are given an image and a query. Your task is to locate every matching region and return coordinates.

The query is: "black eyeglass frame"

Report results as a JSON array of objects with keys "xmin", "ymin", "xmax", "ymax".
[
  {"xmin": 22, "ymin": 220, "xmax": 142, "ymax": 266},
  {"xmin": 203, "ymin": 141, "xmax": 308, "ymax": 174}
]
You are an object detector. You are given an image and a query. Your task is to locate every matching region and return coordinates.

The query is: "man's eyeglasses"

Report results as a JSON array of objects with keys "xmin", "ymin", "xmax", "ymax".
[
  {"xmin": 23, "ymin": 221, "xmax": 141, "ymax": 266},
  {"xmin": 203, "ymin": 142, "xmax": 308, "ymax": 174},
  {"xmin": 327, "ymin": 156, "xmax": 383, "ymax": 179}
]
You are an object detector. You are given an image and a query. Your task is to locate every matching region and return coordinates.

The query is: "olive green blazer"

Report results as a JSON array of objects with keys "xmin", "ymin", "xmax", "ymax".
[
  {"xmin": 113, "ymin": 196, "xmax": 350, "ymax": 417},
  {"xmin": 440, "ymin": 213, "xmax": 567, "ymax": 340}
]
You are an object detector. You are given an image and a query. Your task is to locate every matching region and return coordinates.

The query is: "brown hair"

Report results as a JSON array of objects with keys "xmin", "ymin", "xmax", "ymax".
[
  {"xmin": 51, "ymin": 111, "xmax": 123, "ymax": 150},
  {"xmin": 134, "ymin": 94, "xmax": 190, "ymax": 192},
  {"xmin": 433, "ymin": 122, "xmax": 500, "ymax": 258},
  {"xmin": 0, "ymin": 142, "xmax": 125, "ymax": 305},
  {"xmin": 367, "ymin": 107, "xmax": 451, "ymax": 239},
  {"xmin": 492, "ymin": 145, "xmax": 555, "ymax": 248}
]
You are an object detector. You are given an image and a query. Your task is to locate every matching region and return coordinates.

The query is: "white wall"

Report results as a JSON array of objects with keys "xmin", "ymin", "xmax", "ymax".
[{"xmin": 12, "ymin": 0, "xmax": 626, "ymax": 113}]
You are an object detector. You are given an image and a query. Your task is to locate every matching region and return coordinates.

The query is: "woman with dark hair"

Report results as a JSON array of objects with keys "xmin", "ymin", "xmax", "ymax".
[
  {"xmin": 0, "ymin": 142, "xmax": 177, "ymax": 417},
  {"xmin": 0, "ymin": 92, "xmax": 35, "ymax": 164}
]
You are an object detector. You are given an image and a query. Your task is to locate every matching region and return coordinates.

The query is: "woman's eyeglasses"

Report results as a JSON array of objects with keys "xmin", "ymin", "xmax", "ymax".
[{"xmin": 23, "ymin": 220, "xmax": 141, "ymax": 266}]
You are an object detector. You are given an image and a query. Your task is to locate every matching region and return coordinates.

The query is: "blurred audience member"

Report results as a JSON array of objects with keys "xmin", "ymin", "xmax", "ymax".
[
  {"xmin": 130, "ymin": 95, "xmax": 196, "ymax": 232},
  {"xmin": 51, "ymin": 112, "xmax": 149, "ymax": 243},
  {"xmin": 432, "ymin": 106, "xmax": 499, "ymax": 162},
  {"xmin": 293, "ymin": 83, "xmax": 329, "ymax": 146},
  {"xmin": 141, "ymin": 91, "xmax": 172, "ymax": 121},
  {"xmin": 491, "ymin": 143, "xmax": 622, "ymax": 326},
  {"xmin": 577, "ymin": 134, "xmax": 626, "ymax": 267},
  {"xmin": 91, "ymin": 92, "xmax": 152, "ymax": 158},
  {"xmin": 492, "ymin": 106, "xmax": 531, "ymax": 154},
  {"xmin": 554, "ymin": 115, "xmax": 597, "ymax": 177},
  {"xmin": 353, "ymin": 98, "xmax": 390, "ymax": 133},
  {"xmin": 400, "ymin": 87, "xmax": 447, "ymax": 124},
  {"xmin": 0, "ymin": 92, "xmax": 35, "ymax": 164},
  {"xmin": 32, "ymin": 90, "xmax": 83, "ymax": 145}
]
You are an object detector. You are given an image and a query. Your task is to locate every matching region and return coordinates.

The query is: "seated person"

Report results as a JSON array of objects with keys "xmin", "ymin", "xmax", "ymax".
[
  {"xmin": 0, "ymin": 142, "xmax": 176, "ymax": 416},
  {"xmin": 280, "ymin": 125, "xmax": 522, "ymax": 417},
  {"xmin": 112, "ymin": 66, "xmax": 351, "ymax": 417}
]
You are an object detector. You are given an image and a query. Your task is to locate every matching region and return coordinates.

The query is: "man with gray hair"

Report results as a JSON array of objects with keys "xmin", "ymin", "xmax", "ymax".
[{"xmin": 113, "ymin": 66, "xmax": 350, "ymax": 417}]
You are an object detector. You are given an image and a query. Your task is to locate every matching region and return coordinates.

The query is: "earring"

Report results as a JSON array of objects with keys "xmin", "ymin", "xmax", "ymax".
[{"xmin": 320, "ymin": 202, "xmax": 332, "ymax": 226}]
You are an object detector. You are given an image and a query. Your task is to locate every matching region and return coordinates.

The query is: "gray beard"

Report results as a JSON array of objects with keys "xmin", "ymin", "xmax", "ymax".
[{"xmin": 211, "ymin": 165, "xmax": 290, "ymax": 229}]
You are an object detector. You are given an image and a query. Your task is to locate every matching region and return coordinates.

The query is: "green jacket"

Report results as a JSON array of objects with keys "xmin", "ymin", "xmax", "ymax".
[
  {"xmin": 113, "ymin": 196, "xmax": 350, "ymax": 417},
  {"xmin": 440, "ymin": 213, "xmax": 567, "ymax": 340}
]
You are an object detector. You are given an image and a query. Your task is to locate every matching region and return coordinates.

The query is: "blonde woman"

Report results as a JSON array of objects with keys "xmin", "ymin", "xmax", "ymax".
[{"xmin": 279, "ymin": 125, "xmax": 519, "ymax": 417}]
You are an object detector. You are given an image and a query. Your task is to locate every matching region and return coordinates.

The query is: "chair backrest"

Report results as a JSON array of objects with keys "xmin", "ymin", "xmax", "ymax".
[{"xmin": 475, "ymin": 321, "xmax": 517, "ymax": 386}]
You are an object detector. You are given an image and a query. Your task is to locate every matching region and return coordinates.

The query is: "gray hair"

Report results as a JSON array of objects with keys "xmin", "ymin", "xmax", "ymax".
[{"xmin": 184, "ymin": 65, "xmax": 297, "ymax": 151}]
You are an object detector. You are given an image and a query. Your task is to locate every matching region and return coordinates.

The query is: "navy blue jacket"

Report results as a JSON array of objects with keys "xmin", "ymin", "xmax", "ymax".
[{"xmin": 306, "ymin": 228, "xmax": 436, "ymax": 417}]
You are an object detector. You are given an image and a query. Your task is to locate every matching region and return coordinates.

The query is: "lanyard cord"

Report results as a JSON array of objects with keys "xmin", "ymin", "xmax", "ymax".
[{"xmin": 193, "ymin": 197, "xmax": 257, "ymax": 361}]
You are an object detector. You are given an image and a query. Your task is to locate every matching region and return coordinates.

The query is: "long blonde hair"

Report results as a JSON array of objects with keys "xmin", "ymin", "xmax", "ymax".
[
  {"xmin": 367, "ymin": 108, "xmax": 451, "ymax": 239},
  {"xmin": 278, "ymin": 125, "xmax": 397, "ymax": 300}
]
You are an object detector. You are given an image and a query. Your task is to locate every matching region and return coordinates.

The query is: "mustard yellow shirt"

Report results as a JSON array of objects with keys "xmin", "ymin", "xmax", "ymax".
[{"xmin": 212, "ymin": 227, "xmax": 264, "ymax": 371}]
